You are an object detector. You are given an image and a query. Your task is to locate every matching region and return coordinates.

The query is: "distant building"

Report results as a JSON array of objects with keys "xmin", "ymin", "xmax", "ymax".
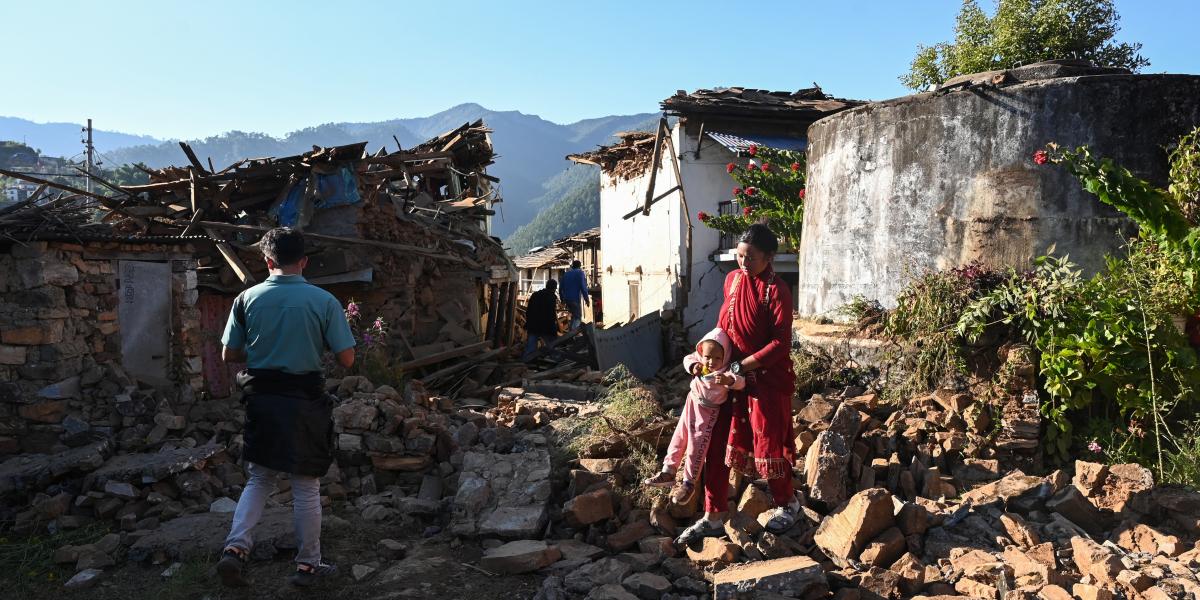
[
  {"xmin": 2, "ymin": 181, "xmax": 41, "ymax": 203},
  {"xmin": 570, "ymin": 87, "xmax": 861, "ymax": 339}
]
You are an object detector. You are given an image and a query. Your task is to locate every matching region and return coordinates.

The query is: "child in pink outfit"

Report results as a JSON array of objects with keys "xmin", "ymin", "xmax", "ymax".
[{"xmin": 643, "ymin": 327, "xmax": 744, "ymax": 504}]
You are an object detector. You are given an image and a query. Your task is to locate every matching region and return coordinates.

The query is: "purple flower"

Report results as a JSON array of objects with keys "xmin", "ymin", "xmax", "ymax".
[
  {"xmin": 1087, "ymin": 440, "xmax": 1102, "ymax": 454},
  {"xmin": 373, "ymin": 318, "xmax": 385, "ymax": 331},
  {"xmin": 362, "ymin": 333, "xmax": 373, "ymax": 345},
  {"xmin": 346, "ymin": 301, "xmax": 360, "ymax": 318}
]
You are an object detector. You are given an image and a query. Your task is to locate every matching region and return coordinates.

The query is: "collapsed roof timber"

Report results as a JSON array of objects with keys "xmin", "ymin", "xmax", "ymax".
[{"xmin": 0, "ymin": 120, "xmax": 514, "ymax": 288}]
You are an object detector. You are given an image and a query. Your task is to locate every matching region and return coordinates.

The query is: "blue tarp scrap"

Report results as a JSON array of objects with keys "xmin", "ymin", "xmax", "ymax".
[
  {"xmin": 270, "ymin": 178, "xmax": 307, "ymax": 227},
  {"xmin": 314, "ymin": 166, "xmax": 361, "ymax": 209},
  {"xmin": 269, "ymin": 166, "xmax": 361, "ymax": 226}
]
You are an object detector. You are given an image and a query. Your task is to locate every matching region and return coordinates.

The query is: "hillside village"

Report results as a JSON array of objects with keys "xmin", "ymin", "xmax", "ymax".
[{"xmin": 3, "ymin": 2, "xmax": 1200, "ymax": 600}]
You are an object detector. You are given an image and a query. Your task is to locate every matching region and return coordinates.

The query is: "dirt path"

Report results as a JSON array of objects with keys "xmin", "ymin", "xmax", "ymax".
[{"xmin": 4, "ymin": 511, "xmax": 542, "ymax": 600}]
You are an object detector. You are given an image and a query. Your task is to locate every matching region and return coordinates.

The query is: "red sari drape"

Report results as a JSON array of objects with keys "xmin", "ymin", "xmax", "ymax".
[{"xmin": 716, "ymin": 266, "xmax": 796, "ymax": 481}]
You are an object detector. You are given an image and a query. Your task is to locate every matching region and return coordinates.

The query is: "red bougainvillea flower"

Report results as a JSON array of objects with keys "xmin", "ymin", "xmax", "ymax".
[
  {"xmin": 761, "ymin": 163, "xmax": 771, "ymax": 172},
  {"xmin": 798, "ymin": 188, "xmax": 806, "ymax": 200},
  {"xmin": 743, "ymin": 206, "xmax": 753, "ymax": 216},
  {"xmin": 697, "ymin": 211, "xmax": 709, "ymax": 222},
  {"xmin": 745, "ymin": 187, "xmax": 758, "ymax": 196},
  {"xmin": 726, "ymin": 162, "xmax": 736, "ymax": 173},
  {"xmin": 791, "ymin": 162, "xmax": 801, "ymax": 172},
  {"xmin": 1033, "ymin": 150, "xmax": 1048, "ymax": 165},
  {"xmin": 733, "ymin": 187, "xmax": 742, "ymax": 195},
  {"xmin": 748, "ymin": 145, "xmax": 758, "ymax": 156},
  {"xmin": 745, "ymin": 163, "xmax": 757, "ymax": 171}
]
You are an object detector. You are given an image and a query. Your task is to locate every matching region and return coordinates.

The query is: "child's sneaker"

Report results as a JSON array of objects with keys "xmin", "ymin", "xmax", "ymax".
[
  {"xmin": 288, "ymin": 562, "xmax": 338, "ymax": 587},
  {"xmin": 216, "ymin": 546, "xmax": 249, "ymax": 588},
  {"xmin": 643, "ymin": 470, "xmax": 675, "ymax": 488},
  {"xmin": 675, "ymin": 517, "xmax": 724, "ymax": 546},
  {"xmin": 670, "ymin": 480, "xmax": 696, "ymax": 505}
]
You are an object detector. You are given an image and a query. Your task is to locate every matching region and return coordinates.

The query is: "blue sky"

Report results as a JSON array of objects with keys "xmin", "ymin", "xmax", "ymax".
[{"xmin": 3, "ymin": 0, "xmax": 1197, "ymax": 139}]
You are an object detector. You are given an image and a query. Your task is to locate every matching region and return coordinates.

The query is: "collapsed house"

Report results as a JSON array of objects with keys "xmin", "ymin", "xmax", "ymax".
[
  {"xmin": 569, "ymin": 87, "xmax": 861, "ymax": 340},
  {"xmin": 513, "ymin": 226, "xmax": 602, "ymax": 323},
  {"xmin": 0, "ymin": 121, "xmax": 518, "ymax": 456}
]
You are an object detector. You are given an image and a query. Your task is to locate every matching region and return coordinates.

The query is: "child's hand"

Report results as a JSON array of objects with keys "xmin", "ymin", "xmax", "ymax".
[
  {"xmin": 689, "ymin": 363, "xmax": 703, "ymax": 376},
  {"xmin": 711, "ymin": 372, "xmax": 734, "ymax": 386}
]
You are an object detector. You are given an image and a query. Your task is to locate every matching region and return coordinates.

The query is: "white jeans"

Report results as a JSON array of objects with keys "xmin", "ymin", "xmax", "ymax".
[{"xmin": 223, "ymin": 461, "xmax": 323, "ymax": 566}]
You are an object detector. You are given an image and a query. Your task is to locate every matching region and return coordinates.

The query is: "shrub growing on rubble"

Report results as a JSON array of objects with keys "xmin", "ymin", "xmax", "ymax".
[
  {"xmin": 903, "ymin": 0, "xmax": 1148, "ymax": 91},
  {"xmin": 558, "ymin": 367, "xmax": 666, "ymax": 506},
  {"xmin": 879, "ymin": 262, "xmax": 1002, "ymax": 404},
  {"xmin": 952, "ymin": 130, "xmax": 1200, "ymax": 480}
]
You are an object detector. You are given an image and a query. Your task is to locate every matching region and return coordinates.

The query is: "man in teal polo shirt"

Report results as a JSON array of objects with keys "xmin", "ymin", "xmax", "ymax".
[{"xmin": 216, "ymin": 227, "xmax": 355, "ymax": 588}]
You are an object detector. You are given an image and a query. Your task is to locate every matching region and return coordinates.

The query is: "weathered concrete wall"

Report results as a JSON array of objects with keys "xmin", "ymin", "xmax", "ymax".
[
  {"xmin": 797, "ymin": 73, "xmax": 1200, "ymax": 317},
  {"xmin": 597, "ymin": 125, "xmax": 740, "ymax": 343},
  {"xmin": 599, "ymin": 129, "xmax": 685, "ymax": 327},
  {"xmin": 677, "ymin": 128, "xmax": 741, "ymax": 346}
]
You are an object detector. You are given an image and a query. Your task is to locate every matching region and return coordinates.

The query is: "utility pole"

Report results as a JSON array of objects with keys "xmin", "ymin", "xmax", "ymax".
[{"xmin": 82, "ymin": 118, "xmax": 94, "ymax": 195}]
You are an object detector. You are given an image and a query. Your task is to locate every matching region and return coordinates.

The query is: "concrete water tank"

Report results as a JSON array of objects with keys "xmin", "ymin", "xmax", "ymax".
[{"xmin": 796, "ymin": 62, "xmax": 1200, "ymax": 317}]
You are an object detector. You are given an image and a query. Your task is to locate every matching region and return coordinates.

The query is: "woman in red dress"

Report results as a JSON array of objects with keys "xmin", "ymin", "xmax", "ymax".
[{"xmin": 677, "ymin": 224, "xmax": 798, "ymax": 543}]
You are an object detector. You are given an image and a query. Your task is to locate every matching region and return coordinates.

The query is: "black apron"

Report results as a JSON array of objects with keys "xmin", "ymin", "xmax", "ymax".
[{"xmin": 236, "ymin": 369, "xmax": 334, "ymax": 477}]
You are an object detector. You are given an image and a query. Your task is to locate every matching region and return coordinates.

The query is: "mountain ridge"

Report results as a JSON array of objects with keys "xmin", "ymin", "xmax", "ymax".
[{"xmin": 0, "ymin": 106, "xmax": 658, "ymax": 239}]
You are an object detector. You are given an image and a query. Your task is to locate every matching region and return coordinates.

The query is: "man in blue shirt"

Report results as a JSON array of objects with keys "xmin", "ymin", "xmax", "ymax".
[
  {"xmin": 216, "ymin": 227, "xmax": 355, "ymax": 589},
  {"xmin": 559, "ymin": 260, "xmax": 590, "ymax": 330}
]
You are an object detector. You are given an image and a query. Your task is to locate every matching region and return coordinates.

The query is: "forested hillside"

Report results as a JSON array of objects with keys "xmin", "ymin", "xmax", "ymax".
[{"xmin": 504, "ymin": 164, "xmax": 600, "ymax": 254}]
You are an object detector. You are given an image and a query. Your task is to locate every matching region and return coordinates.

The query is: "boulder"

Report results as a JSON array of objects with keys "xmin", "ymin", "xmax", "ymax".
[
  {"xmin": 999, "ymin": 512, "xmax": 1041, "ymax": 548},
  {"xmin": 737, "ymin": 483, "xmax": 773, "ymax": 518},
  {"xmin": 564, "ymin": 558, "xmax": 634, "ymax": 594},
  {"xmin": 686, "ymin": 538, "xmax": 740, "ymax": 563},
  {"xmin": 828, "ymin": 402, "xmax": 863, "ymax": 441},
  {"xmin": 564, "ymin": 488, "xmax": 614, "ymax": 527},
  {"xmin": 479, "ymin": 540, "xmax": 562, "ymax": 574},
  {"xmin": 890, "ymin": 552, "xmax": 926, "ymax": 596},
  {"xmin": 555, "ymin": 539, "xmax": 606, "ymax": 561},
  {"xmin": 585, "ymin": 584, "xmax": 639, "ymax": 600},
  {"xmin": 621, "ymin": 572, "xmax": 671, "ymax": 600},
  {"xmin": 859, "ymin": 527, "xmax": 905, "ymax": 568},
  {"xmin": 606, "ymin": 519, "xmax": 654, "ymax": 552},
  {"xmin": 713, "ymin": 556, "xmax": 828, "ymax": 600},
  {"xmin": 1047, "ymin": 486, "xmax": 1104, "ymax": 535},
  {"xmin": 813, "ymin": 488, "xmax": 895, "ymax": 565},
  {"xmin": 1070, "ymin": 536, "xmax": 1123, "ymax": 587},
  {"xmin": 804, "ymin": 430, "xmax": 851, "ymax": 509}
]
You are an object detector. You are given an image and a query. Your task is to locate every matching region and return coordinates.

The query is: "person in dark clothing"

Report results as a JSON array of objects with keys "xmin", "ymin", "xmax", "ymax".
[
  {"xmin": 216, "ymin": 227, "xmax": 355, "ymax": 588},
  {"xmin": 523, "ymin": 279, "xmax": 559, "ymax": 361}
]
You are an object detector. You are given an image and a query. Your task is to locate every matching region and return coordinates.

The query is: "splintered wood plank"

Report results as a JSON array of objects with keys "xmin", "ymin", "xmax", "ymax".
[
  {"xmin": 204, "ymin": 226, "xmax": 257, "ymax": 285},
  {"xmin": 179, "ymin": 142, "xmax": 209, "ymax": 174},
  {"xmin": 398, "ymin": 341, "xmax": 489, "ymax": 371}
]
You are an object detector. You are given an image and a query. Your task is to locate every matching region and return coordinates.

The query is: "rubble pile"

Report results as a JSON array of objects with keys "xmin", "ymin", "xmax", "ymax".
[
  {"xmin": 4, "ymin": 352, "xmax": 1199, "ymax": 599},
  {"xmin": 517, "ymin": 368, "xmax": 1200, "ymax": 600},
  {"xmin": 567, "ymin": 132, "xmax": 658, "ymax": 181}
]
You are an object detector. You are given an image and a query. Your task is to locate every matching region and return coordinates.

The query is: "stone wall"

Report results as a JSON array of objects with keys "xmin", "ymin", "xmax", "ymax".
[
  {"xmin": 0, "ymin": 240, "xmax": 204, "ymax": 455},
  {"xmin": 797, "ymin": 71, "xmax": 1200, "ymax": 317}
]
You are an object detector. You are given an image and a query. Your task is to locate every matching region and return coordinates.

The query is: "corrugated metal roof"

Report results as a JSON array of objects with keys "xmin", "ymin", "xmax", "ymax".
[
  {"xmin": 3, "ymin": 231, "xmax": 211, "ymax": 245},
  {"xmin": 706, "ymin": 131, "xmax": 807, "ymax": 156}
]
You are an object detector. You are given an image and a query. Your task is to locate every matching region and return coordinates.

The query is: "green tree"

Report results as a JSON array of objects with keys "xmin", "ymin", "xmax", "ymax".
[
  {"xmin": 902, "ymin": 0, "xmax": 1148, "ymax": 91},
  {"xmin": 699, "ymin": 145, "xmax": 806, "ymax": 252},
  {"xmin": 107, "ymin": 163, "xmax": 151, "ymax": 187}
]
